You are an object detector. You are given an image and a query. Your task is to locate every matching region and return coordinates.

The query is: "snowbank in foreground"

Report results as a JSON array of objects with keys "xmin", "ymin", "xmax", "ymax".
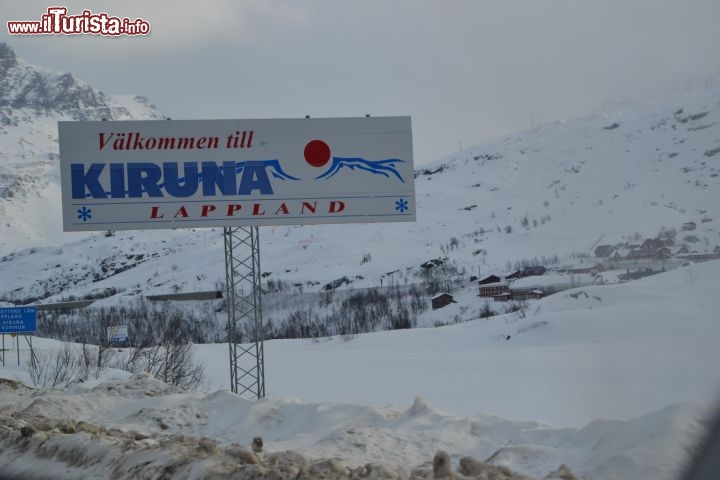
[{"xmin": 0, "ymin": 374, "xmax": 711, "ymax": 480}]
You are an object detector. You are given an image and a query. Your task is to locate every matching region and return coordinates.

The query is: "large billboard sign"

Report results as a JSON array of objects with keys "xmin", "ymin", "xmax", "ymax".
[
  {"xmin": 58, "ymin": 117, "xmax": 415, "ymax": 231},
  {"xmin": 0, "ymin": 306, "xmax": 37, "ymax": 334}
]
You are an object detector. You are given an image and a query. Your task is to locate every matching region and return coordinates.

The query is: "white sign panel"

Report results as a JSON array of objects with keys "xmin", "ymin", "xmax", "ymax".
[
  {"xmin": 58, "ymin": 117, "xmax": 415, "ymax": 231},
  {"xmin": 107, "ymin": 325, "xmax": 128, "ymax": 345}
]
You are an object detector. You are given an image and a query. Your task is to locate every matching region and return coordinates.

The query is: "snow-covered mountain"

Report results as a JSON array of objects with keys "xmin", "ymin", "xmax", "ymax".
[
  {"xmin": 0, "ymin": 42, "xmax": 164, "ymax": 253},
  {"xmin": 1, "ymin": 41, "xmax": 719, "ymax": 480},
  {"xmin": 0, "ymin": 41, "xmax": 719, "ymax": 309}
]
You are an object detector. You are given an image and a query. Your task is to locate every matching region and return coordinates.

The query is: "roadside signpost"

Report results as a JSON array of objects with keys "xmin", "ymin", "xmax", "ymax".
[
  {"xmin": 0, "ymin": 306, "xmax": 37, "ymax": 367},
  {"xmin": 58, "ymin": 116, "xmax": 415, "ymax": 398},
  {"xmin": 0, "ymin": 306, "xmax": 36, "ymax": 334},
  {"xmin": 107, "ymin": 325, "xmax": 129, "ymax": 347}
]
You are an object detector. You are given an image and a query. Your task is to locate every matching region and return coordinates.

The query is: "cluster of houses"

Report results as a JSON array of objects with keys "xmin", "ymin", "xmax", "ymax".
[
  {"xmin": 430, "ymin": 227, "xmax": 720, "ymax": 311},
  {"xmin": 676, "ymin": 247, "xmax": 720, "ymax": 262},
  {"xmin": 596, "ymin": 241, "xmax": 720, "ymax": 262},
  {"xmin": 431, "ymin": 266, "xmax": 550, "ymax": 310},
  {"xmin": 594, "ymin": 238, "xmax": 674, "ymax": 261},
  {"xmin": 594, "ymin": 223, "xmax": 720, "ymax": 263}
]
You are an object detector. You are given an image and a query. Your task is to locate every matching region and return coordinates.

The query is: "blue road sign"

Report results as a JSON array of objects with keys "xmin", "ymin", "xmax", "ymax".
[{"xmin": 0, "ymin": 306, "xmax": 37, "ymax": 333}]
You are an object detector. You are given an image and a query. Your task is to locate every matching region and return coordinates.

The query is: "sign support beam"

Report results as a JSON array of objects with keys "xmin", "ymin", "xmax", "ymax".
[{"xmin": 223, "ymin": 226, "xmax": 265, "ymax": 399}]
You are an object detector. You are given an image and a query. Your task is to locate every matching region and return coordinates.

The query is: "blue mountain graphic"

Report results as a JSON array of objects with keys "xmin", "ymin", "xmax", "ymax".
[{"xmin": 316, "ymin": 157, "xmax": 406, "ymax": 183}]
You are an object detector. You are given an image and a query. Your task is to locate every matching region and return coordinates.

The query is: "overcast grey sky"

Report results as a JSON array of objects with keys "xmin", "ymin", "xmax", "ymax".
[{"xmin": 3, "ymin": 0, "xmax": 720, "ymax": 165}]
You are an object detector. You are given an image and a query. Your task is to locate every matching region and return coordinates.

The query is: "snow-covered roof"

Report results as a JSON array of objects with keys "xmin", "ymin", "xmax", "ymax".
[
  {"xmin": 511, "ymin": 273, "xmax": 594, "ymax": 288},
  {"xmin": 431, "ymin": 292, "xmax": 452, "ymax": 300},
  {"xmin": 479, "ymin": 282, "xmax": 507, "ymax": 288}
]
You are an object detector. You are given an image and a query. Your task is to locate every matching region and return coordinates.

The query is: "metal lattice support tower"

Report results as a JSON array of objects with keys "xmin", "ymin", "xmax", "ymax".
[{"xmin": 224, "ymin": 226, "xmax": 265, "ymax": 399}]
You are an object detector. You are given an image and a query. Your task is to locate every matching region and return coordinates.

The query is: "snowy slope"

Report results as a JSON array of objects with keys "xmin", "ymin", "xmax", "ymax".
[
  {"xmin": 196, "ymin": 260, "xmax": 720, "ymax": 426},
  {"xmin": 0, "ymin": 40, "xmax": 718, "ymax": 305},
  {"xmin": 2, "ymin": 261, "xmax": 719, "ymax": 479},
  {"xmin": 0, "ymin": 69, "xmax": 718, "ymax": 304}
]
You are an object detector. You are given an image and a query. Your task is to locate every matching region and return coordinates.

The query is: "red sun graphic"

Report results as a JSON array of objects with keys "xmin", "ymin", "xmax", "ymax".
[{"xmin": 304, "ymin": 140, "xmax": 331, "ymax": 167}]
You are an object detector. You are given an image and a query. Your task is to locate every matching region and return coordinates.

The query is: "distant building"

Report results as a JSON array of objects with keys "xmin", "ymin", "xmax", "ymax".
[
  {"xmin": 626, "ymin": 248, "xmax": 653, "ymax": 260},
  {"xmin": 523, "ymin": 266, "xmax": 546, "ymax": 277},
  {"xmin": 431, "ymin": 293, "xmax": 455, "ymax": 310},
  {"xmin": 682, "ymin": 222, "xmax": 697, "ymax": 231},
  {"xmin": 511, "ymin": 289, "xmax": 545, "ymax": 301},
  {"xmin": 493, "ymin": 292, "xmax": 512, "ymax": 302},
  {"xmin": 478, "ymin": 275, "xmax": 502, "ymax": 285},
  {"xmin": 146, "ymin": 291, "xmax": 223, "ymax": 301},
  {"xmin": 505, "ymin": 266, "xmax": 546, "ymax": 281},
  {"xmin": 35, "ymin": 300, "xmax": 96, "ymax": 311},
  {"xmin": 680, "ymin": 252, "xmax": 720, "ymax": 262},
  {"xmin": 641, "ymin": 238, "xmax": 665, "ymax": 250},
  {"xmin": 506, "ymin": 270, "xmax": 524, "ymax": 280},
  {"xmin": 594, "ymin": 245, "xmax": 614, "ymax": 258},
  {"xmin": 567, "ymin": 266, "xmax": 593, "ymax": 274},
  {"xmin": 480, "ymin": 282, "xmax": 510, "ymax": 297}
]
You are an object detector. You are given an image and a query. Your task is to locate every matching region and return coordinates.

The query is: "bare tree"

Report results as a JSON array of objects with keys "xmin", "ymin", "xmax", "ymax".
[
  {"xmin": 122, "ymin": 314, "xmax": 206, "ymax": 391},
  {"xmin": 504, "ymin": 301, "xmax": 529, "ymax": 319},
  {"xmin": 480, "ymin": 302, "xmax": 495, "ymax": 319},
  {"xmin": 26, "ymin": 344, "xmax": 92, "ymax": 388}
]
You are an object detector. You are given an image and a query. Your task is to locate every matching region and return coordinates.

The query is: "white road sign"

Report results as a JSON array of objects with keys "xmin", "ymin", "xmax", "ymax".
[{"xmin": 58, "ymin": 117, "xmax": 415, "ymax": 231}]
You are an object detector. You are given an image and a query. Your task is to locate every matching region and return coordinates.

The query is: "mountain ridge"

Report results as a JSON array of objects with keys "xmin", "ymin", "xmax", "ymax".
[
  {"xmin": 0, "ymin": 42, "xmax": 164, "ymax": 253},
  {"xmin": 0, "ymin": 42, "xmax": 719, "ymax": 309}
]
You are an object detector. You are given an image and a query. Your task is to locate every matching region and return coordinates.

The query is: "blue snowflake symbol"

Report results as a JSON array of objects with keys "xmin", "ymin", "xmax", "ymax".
[
  {"xmin": 395, "ymin": 198, "xmax": 409, "ymax": 213},
  {"xmin": 77, "ymin": 206, "xmax": 92, "ymax": 222}
]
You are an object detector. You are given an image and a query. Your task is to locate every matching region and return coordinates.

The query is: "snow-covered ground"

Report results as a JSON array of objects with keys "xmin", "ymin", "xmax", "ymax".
[
  {"xmin": 1, "ymin": 42, "xmax": 719, "ymax": 479},
  {"xmin": 2, "ymin": 261, "xmax": 719, "ymax": 479}
]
